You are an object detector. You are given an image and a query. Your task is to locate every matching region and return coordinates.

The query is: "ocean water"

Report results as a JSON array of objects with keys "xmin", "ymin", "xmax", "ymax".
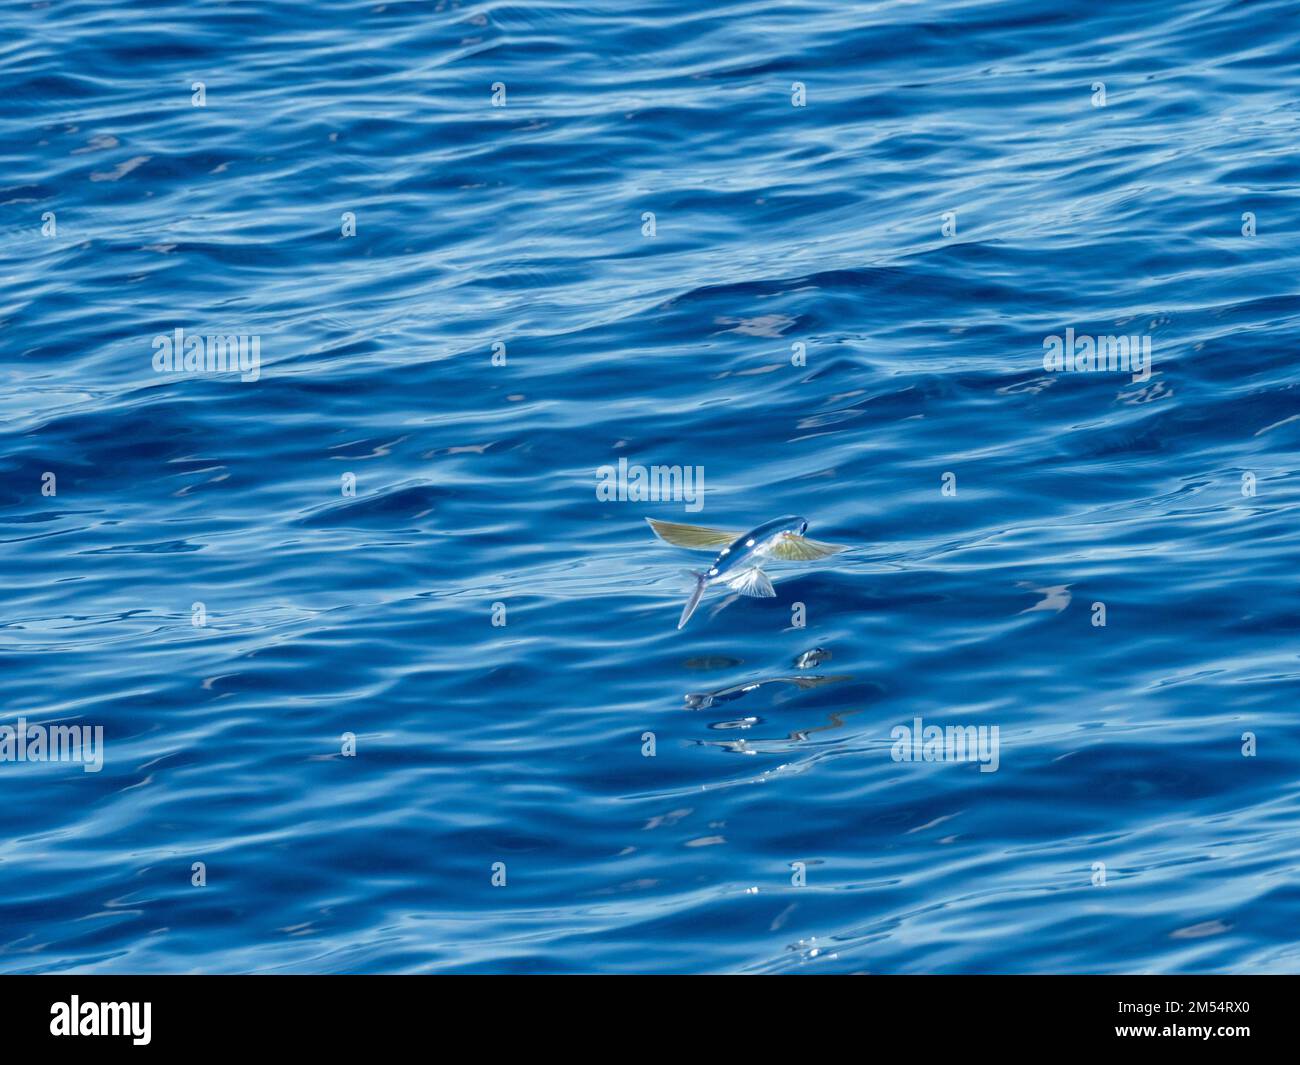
[{"xmin": 2, "ymin": 0, "xmax": 1299, "ymax": 975}]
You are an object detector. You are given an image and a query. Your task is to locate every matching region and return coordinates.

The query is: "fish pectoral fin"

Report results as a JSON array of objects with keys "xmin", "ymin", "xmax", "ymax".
[
  {"xmin": 727, "ymin": 567, "xmax": 776, "ymax": 598},
  {"xmin": 646, "ymin": 517, "xmax": 740, "ymax": 550},
  {"xmin": 768, "ymin": 534, "xmax": 850, "ymax": 561}
]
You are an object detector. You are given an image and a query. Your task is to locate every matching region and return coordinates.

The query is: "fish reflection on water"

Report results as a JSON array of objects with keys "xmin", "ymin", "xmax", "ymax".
[
  {"xmin": 681, "ymin": 650, "xmax": 871, "ymax": 755},
  {"xmin": 684, "ymin": 673, "xmax": 852, "ymax": 710},
  {"xmin": 698, "ymin": 710, "xmax": 864, "ymax": 754}
]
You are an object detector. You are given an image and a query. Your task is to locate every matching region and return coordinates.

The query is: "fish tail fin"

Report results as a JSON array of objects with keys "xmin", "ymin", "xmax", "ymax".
[{"xmin": 678, "ymin": 571, "xmax": 708, "ymax": 630}]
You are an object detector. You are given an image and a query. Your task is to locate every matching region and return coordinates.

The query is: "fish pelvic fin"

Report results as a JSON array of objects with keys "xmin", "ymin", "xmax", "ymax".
[
  {"xmin": 678, "ymin": 571, "xmax": 709, "ymax": 629},
  {"xmin": 727, "ymin": 567, "xmax": 776, "ymax": 597}
]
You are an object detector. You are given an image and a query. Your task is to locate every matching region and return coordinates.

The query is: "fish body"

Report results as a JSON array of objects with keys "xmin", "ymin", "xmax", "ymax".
[
  {"xmin": 705, "ymin": 514, "xmax": 808, "ymax": 582},
  {"xmin": 645, "ymin": 515, "xmax": 848, "ymax": 629}
]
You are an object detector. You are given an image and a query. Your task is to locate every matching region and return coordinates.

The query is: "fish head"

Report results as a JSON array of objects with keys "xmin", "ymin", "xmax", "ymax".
[
  {"xmin": 773, "ymin": 515, "xmax": 808, "ymax": 537},
  {"xmin": 768, "ymin": 514, "xmax": 807, "ymax": 534}
]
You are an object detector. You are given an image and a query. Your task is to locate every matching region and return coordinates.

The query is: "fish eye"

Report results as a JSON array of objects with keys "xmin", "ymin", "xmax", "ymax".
[{"xmin": 799, "ymin": 521, "xmax": 808, "ymax": 534}]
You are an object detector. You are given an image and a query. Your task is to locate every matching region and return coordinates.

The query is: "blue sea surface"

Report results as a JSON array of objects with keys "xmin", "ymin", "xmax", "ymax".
[{"xmin": 2, "ymin": 0, "xmax": 1299, "ymax": 974}]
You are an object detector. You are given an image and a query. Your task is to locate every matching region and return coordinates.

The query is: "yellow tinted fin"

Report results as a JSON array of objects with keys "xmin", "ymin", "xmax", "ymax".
[
  {"xmin": 768, "ymin": 534, "xmax": 849, "ymax": 561},
  {"xmin": 645, "ymin": 517, "xmax": 739, "ymax": 550}
]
